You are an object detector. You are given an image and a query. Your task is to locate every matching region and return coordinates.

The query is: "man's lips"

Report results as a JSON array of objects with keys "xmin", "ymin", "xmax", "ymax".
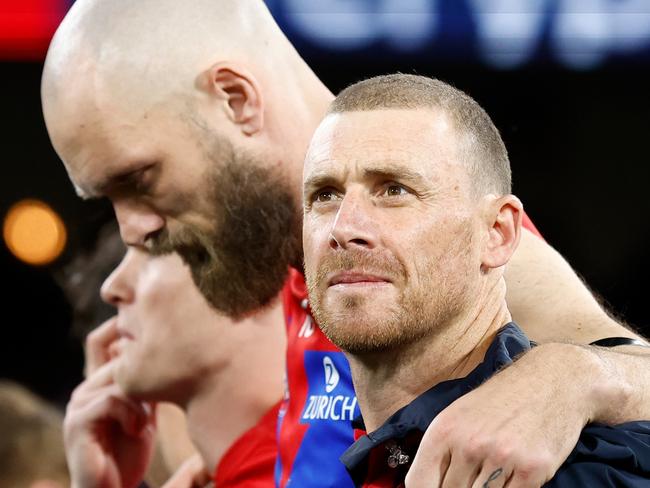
[{"xmin": 327, "ymin": 271, "xmax": 392, "ymax": 287}]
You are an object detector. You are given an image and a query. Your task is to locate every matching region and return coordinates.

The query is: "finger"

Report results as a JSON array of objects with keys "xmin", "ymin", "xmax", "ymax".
[
  {"xmin": 85, "ymin": 316, "xmax": 119, "ymax": 376},
  {"xmin": 69, "ymin": 382, "xmax": 146, "ymax": 420},
  {"xmin": 68, "ymin": 361, "xmax": 118, "ymax": 407},
  {"xmin": 504, "ymin": 467, "xmax": 548, "ymax": 488},
  {"xmin": 68, "ymin": 384, "xmax": 151, "ymax": 438},
  {"xmin": 161, "ymin": 454, "xmax": 210, "ymax": 488},
  {"xmin": 440, "ymin": 452, "xmax": 480, "ymax": 488},
  {"xmin": 505, "ymin": 451, "xmax": 554, "ymax": 488},
  {"xmin": 83, "ymin": 360, "xmax": 117, "ymax": 388},
  {"xmin": 502, "ymin": 472, "xmax": 515, "ymax": 488},
  {"xmin": 70, "ymin": 379, "xmax": 154, "ymax": 439},
  {"xmin": 108, "ymin": 339, "xmax": 124, "ymax": 360},
  {"xmin": 405, "ymin": 448, "xmax": 450, "ymax": 488},
  {"xmin": 143, "ymin": 401, "xmax": 157, "ymax": 427},
  {"xmin": 471, "ymin": 465, "xmax": 510, "ymax": 488}
]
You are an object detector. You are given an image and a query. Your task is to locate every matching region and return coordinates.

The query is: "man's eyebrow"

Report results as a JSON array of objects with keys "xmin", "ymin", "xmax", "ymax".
[
  {"xmin": 303, "ymin": 172, "xmax": 340, "ymax": 193},
  {"xmin": 92, "ymin": 164, "xmax": 152, "ymax": 197},
  {"xmin": 303, "ymin": 163, "xmax": 429, "ymax": 192},
  {"xmin": 362, "ymin": 163, "xmax": 428, "ymax": 184}
]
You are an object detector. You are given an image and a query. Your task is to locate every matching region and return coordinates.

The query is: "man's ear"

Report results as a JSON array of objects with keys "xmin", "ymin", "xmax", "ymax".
[
  {"xmin": 481, "ymin": 194, "xmax": 523, "ymax": 270},
  {"xmin": 206, "ymin": 62, "xmax": 264, "ymax": 136}
]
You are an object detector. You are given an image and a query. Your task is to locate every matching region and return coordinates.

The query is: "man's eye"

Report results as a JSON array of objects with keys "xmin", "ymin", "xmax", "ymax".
[
  {"xmin": 383, "ymin": 184, "xmax": 408, "ymax": 197},
  {"xmin": 315, "ymin": 189, "xmax": 336, "ymax": 202}
]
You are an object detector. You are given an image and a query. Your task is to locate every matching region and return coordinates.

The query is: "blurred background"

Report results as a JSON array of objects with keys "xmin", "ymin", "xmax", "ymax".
[{"xmin": 1, "ymin": 0, "xmax": 649, "ymax": 409}]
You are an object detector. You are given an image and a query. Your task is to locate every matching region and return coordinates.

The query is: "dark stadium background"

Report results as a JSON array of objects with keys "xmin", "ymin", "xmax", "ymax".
[{"xmin": 1, "ymin": 0, "xmax": 649, "ymax": 407}]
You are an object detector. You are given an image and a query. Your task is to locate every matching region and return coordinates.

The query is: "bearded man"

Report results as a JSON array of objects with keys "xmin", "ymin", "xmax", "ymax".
[{"xmin": 42, "ymin": 1, "xmax": 650, "ymax": 486}]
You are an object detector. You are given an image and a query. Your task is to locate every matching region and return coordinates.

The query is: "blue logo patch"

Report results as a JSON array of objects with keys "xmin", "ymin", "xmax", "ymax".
[{"xmin": 285, "ymin": 351, "xmax": 358, "ymax": 486}]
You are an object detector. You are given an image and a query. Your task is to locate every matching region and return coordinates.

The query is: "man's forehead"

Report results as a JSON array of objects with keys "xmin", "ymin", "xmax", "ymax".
[
  {"xmin": 64, "ymin": 134, "xmax": 156, "ymax": 200},
  {"xmin": 305, "ymin": 109, "xmax": 457, "ymax": 178},
  {"xmin": 58, "ymin": 100, "xmax": 173, "ymax": 198},
  {"xmin": 65, "ymin": 156, "xmax": 110, "ymax": 200},
  {"xmin": 318, "ymin": 108, "xmax": 450, "ymax": 137}
]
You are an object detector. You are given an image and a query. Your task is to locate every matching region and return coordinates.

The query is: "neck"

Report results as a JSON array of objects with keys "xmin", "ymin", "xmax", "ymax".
[
  {"xmin": 349, "ymin": 278, "xmax": 511, "ymax": 432},
  {"xmin": 181, "ymin": 302, "xmax": 286, "ymax": 473},
  {"xmin": 263, "ymin": 49, "xmax": 334, "ymax": 196},
  {"xmin": 286, "ymin": 66, "xmax": 333, "ymax": 173}
]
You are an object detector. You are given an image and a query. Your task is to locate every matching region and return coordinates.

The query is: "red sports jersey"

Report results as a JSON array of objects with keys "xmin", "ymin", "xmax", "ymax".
[
  {"xmin": 214, "ymin": 402, "xmax": 280, "ymax": 487},
  {"xmin": 274, "ymin": 213, "xmax": 542, "ymax": 487}
]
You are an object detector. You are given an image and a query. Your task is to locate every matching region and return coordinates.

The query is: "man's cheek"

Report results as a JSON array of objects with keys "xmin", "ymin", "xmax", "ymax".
[{"xmin": 302, "ymin": 237, "xmax": 317, "ymax": 271}]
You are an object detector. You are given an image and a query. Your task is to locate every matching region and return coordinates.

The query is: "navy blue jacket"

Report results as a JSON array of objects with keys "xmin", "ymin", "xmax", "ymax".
[{"xmin": 340, "ymin": 323, "xmax": 650, "ymax": 487}]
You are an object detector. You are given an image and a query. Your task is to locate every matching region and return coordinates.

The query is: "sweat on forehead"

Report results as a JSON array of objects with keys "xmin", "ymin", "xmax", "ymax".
[{"xmin": 327, "ymin": 74, "xmax": 512, "ymax": 196}]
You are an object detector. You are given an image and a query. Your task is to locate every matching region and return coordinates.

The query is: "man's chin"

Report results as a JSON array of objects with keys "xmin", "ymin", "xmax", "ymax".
[
  {"xmin": 113, "ymin": 365, "xmax": 186, "ymax": 404},
  {"xmin": 321, "ymin": 297, "xmax": 392, "ymax": 323},
  {"xmin": 319, "ymin": 316, "xmax": 400, "ymax": 355},
  {"xmin": 113, "ymin": 361, "xmax": 151, "ymax": 399}
]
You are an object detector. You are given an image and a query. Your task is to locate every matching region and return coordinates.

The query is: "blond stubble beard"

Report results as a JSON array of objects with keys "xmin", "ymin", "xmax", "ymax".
[{"xmin": 306, "ymin": 226, "xmax": 476, "ymax": 355}]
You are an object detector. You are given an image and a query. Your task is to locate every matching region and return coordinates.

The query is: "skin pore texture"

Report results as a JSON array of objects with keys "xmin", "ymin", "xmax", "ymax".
[{"xmin": 42, "ymin": 0, "xmax": 649, "ymax": 486}]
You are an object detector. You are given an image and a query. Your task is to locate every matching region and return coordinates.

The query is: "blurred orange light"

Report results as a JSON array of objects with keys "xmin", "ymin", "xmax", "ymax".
[{"xmin": 3, "ymin": 199, "xmax": 67, "ymax": 266}]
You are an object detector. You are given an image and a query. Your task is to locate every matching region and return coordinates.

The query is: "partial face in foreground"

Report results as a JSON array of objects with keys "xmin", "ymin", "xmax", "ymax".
[
  {"xmin": 303, "ymin": 109, "xmax": 485, "ymax": 354},
  {"xmin": 44, "ymin": 87, "xmax": 300, "ymax": 317},
  {"xmin": 101, "ymin": 250, "xmax": 227, "ymax": 401}
]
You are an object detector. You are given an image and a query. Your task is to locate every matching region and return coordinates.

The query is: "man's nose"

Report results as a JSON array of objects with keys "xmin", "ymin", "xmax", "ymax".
[
  {"xmin": 100, "ymin": 249, "xmax": 136, "ymax": 306},
  {"xmin": 113, "ymin": 200, "xmax": 165, "ymax": 247},
  {"xmin": 329, "ymin": 194, "xmax": 378, "ymax": 251}
]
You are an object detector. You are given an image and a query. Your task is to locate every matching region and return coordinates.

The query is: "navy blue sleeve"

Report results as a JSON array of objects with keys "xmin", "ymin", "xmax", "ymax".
[{"xmin": 544, "ymin": 422, "xmax": 650, "ymax": 487}]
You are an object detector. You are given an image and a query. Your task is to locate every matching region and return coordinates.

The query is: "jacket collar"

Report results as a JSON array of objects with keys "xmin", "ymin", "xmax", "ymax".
[{"xmin": 341, "ymin": 322, "xmax": 532, "ymax": 482}]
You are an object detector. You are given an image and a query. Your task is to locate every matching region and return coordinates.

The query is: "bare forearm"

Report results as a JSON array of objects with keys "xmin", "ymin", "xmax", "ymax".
[
  {"xmin": 506, "ymin": 229, "xmax": 646, "ymax": 344},
  {"xmin": 527, "ymin": 341, "xmax": 650, "ymax": 426},
  {"xmin": 405, "ymin": 328, "xmax": 650, "ymax": 487},
  {"xmin": 587, "ymin": 344, "xmax": 650, "ymax": 424}
]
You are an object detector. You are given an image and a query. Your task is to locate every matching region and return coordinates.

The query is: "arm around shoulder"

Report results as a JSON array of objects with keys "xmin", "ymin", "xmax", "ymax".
[{"xmin": 505, "ymin": 227, "xmax": 650, "ymax": 423}]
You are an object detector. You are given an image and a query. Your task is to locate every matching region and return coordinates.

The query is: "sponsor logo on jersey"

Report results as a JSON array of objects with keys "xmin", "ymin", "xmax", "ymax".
[
  {"xmin": 301, "ymin": 352, "xmax": 359, "ymax": 423},
  {"xmin": 324, "ymin": 356, "xmax": 339, "ymax": 393}
]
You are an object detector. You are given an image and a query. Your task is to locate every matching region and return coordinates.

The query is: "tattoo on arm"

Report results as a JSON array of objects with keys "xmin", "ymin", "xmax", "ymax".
[{"xmin": 482, "ymin": 468, "xmax": 503, "ymax": 488}]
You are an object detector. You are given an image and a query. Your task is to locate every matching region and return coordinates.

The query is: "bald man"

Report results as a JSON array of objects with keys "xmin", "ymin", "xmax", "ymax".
[{"xmin": 42, "ymin": 1, "xmax": 650, "ymax": 487}]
